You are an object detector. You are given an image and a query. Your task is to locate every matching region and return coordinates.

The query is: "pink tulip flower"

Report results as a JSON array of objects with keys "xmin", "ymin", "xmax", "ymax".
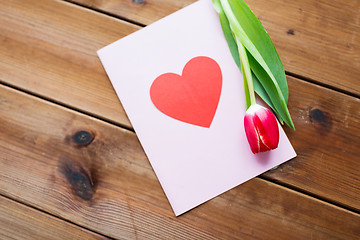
[{"xmin": 244, "ymin": 104, "xmax": 279, "ymax": 154}]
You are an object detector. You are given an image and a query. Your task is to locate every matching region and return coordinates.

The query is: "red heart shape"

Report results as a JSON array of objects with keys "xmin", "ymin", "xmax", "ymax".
[{"xmin": 150, "ymin": 56, "xmax": 222, "ymax": 128}]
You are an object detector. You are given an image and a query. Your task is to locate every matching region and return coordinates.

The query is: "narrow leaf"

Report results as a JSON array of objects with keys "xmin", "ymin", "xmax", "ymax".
[
  {"xmin": 213, "ymin": 0, "xmax": 240, "ymax": 68},
  {"xmin": 216, "ymin": 0, "xmax": 294, "ymax": 128},
  {"xmin": 213, "ymin": 0, "xmax": 287, "ymax": 125},
  {"xmin": 214, "ymin": 0, "xmax": 250, "ymax": 108},
  {"xmin": 220, "ymin": 0, "xmax": 289, "ymax": 103},
  {"xmin": 252, "ymin": 72, "xmax": 284, "ymax": 124},
  {"xmin": 248, "ymin": 52, "xmax": 294, "ymax": 128}
]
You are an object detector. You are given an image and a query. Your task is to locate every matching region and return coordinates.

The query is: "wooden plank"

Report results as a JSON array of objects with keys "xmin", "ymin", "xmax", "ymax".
[
  {"xmin": 0, "ymin": 0, "xmax": 136, "ymax": 126},
  {"xmin": 1, "ymin": 0, "xmax": 358, "ymax": 132},
  {"xmin": 68, "ymin": 0, "xmax": 195, "ymax": 26},
  {"xmin": 0, "ymin": 0, "xmax": 359, "ymax": 214},
  {"xmin": 0, "ymin": 195, "xmax": 106, "ymax": 240},
  {"xmin": 0, "ymin": 85, "xmax": 359, "ymax": 239},
  {"xmin": 265, "ymin": 77, "xmax": 360, "ymax": 211},
  {"xmin": 69, "ymin": 0, "xmax": 360, "ymax": 96}
]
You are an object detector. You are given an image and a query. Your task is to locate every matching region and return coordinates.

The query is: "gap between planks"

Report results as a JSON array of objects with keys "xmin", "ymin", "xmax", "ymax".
[
  {"xmin": 1, "ymin": 82, "xmax": 359, "ymax": 238},
  {"xmin": 61, "ymin": 0, "xmax": 359, "ymax": 100},
  {"xmin": 0, "ymin": 193, "xmax": 114, "ymax": 240},
  {"xmin": 0, "ymin": 79, "xmax": 132, "ymax": 132},
  {"xmin": 259, "ymin": 175, "xmax": 360, "ymax": 214},
  {"xmin": 62, "ymin": 0, "xmax": 146, "ymax": 28},
  {"xmin": 0, "ymin": 79, "xmax": 358, "ymax": 217},
  {"xmin": 285, "ymin": 71, "xmax": 360, "ymax": 100}
]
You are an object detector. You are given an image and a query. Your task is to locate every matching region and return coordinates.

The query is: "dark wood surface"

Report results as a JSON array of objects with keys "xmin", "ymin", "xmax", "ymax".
[{"xmin": 0, "ymin": 0, "xmax": 359, "ymax": 239}]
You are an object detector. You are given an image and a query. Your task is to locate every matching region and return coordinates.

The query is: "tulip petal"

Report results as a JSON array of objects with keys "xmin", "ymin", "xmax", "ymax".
[
  {"xmin": 254, "ymin": 108, "xmax": 279, "ymax": 150},
  {"xmin": 244, "ymin": 104, "xmax": 280, "ymax": 154},
  {"xmin": 244, "ymin": 112, "xmax": 260, "ymax": 153}
]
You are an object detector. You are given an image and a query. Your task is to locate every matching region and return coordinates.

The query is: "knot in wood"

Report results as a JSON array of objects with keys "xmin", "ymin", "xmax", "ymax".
[
  {"xmin": 69, "ymin": 171, "xmax": 93, "ymax": 201},
  {"xmin": 132, "ymin": 0, "xmax": 146, "ymax": 4},
  {"xmin": 73, "ymin": 130, "xmax": 94, "ymax": 146},
  {"xmin": 60, "ymin": 158, "xmax": 94, "ymax": 201},
  {"xmin": 310, "ymin": 109, "xmax": 327, "ymax": 123},
  {"xmin": 309, "ymin": 108, "xmax": 332, "ymax": 134},
  {"xmin": 287, "ymin": 29, "xmax": 295, "ymax": 35}
]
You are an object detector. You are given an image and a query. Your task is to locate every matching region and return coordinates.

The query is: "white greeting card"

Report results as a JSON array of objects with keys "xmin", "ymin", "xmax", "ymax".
[{"xmin": 98, "ymin": 0, "xmax": 296, "ymax": 216}]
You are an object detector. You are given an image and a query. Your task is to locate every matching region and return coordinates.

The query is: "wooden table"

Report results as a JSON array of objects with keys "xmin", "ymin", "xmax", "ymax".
[{"xmin": 0, "ymin": 0, "xmax": 359, "ymax": 239}]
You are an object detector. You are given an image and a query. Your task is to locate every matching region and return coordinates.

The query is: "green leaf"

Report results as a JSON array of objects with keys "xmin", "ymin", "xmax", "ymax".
[
  {"xmin": 220, "ymin": 0, "xmax": 289, "ymax": 103},
  {"xmin": 248, "ymin": 52, "xmax": 293, "ymax": 127},
  {"xmin": 252, "ymin": 71, "xmax": 284, "ymax": 124},
  {"xmin": 213, "ymin": 0, "xmax": 294, "ymax": 129},
  {"xmin": 213, "ymin": 0, "xmax": 250, "ymax": 109},
  {"xmin": 213, "ymin": 0, "xmax": 241, "ymax": 68}
]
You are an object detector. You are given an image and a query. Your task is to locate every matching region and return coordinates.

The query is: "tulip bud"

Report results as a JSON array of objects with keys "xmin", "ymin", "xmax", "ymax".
[{"xmin": 244, "ymin": 104, "xmax": 279, "ymax": 154}]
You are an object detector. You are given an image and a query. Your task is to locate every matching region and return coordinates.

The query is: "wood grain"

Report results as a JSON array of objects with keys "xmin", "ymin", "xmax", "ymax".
[
  {"xmin": 0, "ymin": 0, "xmax": 136, "ymax": 126},
  {"xmin": 1, "ymin": 0, "xmax": 359, "ymax": 132},
  {"xmin": 69, "ymin": 0, "xmax": 360, "ymax": 96},
  {"xmin": 69, "ymin": 0, "xmax": 195, "ymax": 26},
  {"xmin": 0, "ymin": 195, "xmax": 106, "ymax": 240},
  {"xmin": 264, "ymin": 77, "xmax": 360, "ymax": 211},
  {"xmin": 0, "ymin": 0, "xmax": 359, "ymax": 214},
  {"xmin": 0, "ymin": 85, "xmax": 359, "ymax": 239}
]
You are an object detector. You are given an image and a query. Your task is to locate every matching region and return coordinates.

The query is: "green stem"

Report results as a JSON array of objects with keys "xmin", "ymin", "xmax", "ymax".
[
  {"xmin": 237, "ymin": 37, "xmax": 256, "ymax": 106},
  {"xmin": 241, "ymin": 58, "xmax": 251, "ymax": 110}
]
